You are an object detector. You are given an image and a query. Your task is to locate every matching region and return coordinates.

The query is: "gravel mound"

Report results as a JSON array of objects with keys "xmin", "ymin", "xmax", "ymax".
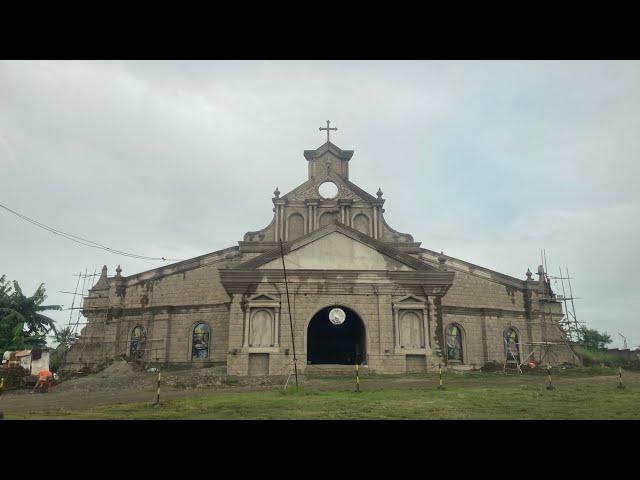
[
  {"xmin": 55, "ymin": 361, "xmax": 155, "ymax": 393},
  {"xmin": 54, "ymin": 362, "xmax": 285, "ymax": 394}
]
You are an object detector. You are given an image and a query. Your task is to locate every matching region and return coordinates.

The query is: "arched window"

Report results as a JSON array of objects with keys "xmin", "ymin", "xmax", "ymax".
[
  {"xmin": 446, "ymin": 324, "xmax": 463, "ymax": 362},
  {"xmin": 130, "ymin": 325, "xmax": 147, "ymax": 359},
  {"xmin": 192, "ymin": 323, "xmax": 211, "ymax": 359},
  {"xmin": 504, "ymin": 327, "xmax": 520, "ymax": 363}
]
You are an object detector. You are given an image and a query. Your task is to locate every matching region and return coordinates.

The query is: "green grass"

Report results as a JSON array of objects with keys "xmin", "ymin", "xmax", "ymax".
[{"xmin": 9, "ymin": 371, "xmax": 640, "ymax": 420}]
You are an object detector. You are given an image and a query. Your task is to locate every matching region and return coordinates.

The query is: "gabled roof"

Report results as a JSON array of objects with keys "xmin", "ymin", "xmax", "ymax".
[
  {"xmin": 231, "ymin": 221, "xmax": 438, "ymax": 272},
  {"xmin": 303, "ymin": 142, "xmax": 354, "ymax": 162}
]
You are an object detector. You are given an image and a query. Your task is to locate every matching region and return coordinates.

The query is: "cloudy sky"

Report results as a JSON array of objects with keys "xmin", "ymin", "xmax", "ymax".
[{"xmin": 1, "ymin": 60, "xmax": 638, "ymax": 348}]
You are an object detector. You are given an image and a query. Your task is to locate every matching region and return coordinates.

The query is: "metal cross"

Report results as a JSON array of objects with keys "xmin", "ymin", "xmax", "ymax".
[{"xmin": 319, "ymin": 120, "xmax": 337, "ymax": 143}]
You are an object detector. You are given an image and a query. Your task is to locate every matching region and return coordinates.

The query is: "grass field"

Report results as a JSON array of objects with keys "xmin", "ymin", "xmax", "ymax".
[{"xmin": 6, "ymin": 368, "xmax": 639, "ymax": 420}]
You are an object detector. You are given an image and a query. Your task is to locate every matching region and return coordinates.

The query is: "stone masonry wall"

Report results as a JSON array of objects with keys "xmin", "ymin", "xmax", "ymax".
[{"xmin": 64, "ymin": 251, "xmax": 244, "ymax": 370}]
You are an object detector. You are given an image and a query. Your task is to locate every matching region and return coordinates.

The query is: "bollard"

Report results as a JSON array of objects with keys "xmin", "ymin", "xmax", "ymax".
[
  {"xmin": 155, "ymin": 370, "xmax": 161, "ymax": 405},
  {"xmin": 546, "ymin": 363, "xmax": 555, "ymax": 390},
  {"xmin": 437, "ymin": 363, "xmax": 446, "ymax": 390},
  {"xmin": 355, "ymin": 362, "xmax": 361, "ymax": 393},
  {"xmin": 617, "ymin": 366, "xmax": 626, "ymax": 390}
]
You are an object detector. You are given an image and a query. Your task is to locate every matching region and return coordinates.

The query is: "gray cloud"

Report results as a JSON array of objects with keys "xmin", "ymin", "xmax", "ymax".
[{"xmin": 1, "ymin": 60, "xmax": 638, "ymax": 348}]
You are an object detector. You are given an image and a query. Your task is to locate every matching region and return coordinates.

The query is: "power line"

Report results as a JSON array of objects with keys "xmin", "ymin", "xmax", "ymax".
[{"xmin": 0, "ymin": 202, "xmax": 184, "ymax": 262}]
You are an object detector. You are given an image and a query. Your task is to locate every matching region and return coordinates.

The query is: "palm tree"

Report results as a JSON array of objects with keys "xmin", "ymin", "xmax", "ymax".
[
  {"xmin": 0, "ymin": 275, "xmax": 62, "ymax": 351},
  {"xmin": 51, "ymin": 326, "xmax": 78, "ymax": 349},
  {"xmin": 49, "ymin": 325, "xmax": 79, "ymax": 372}
]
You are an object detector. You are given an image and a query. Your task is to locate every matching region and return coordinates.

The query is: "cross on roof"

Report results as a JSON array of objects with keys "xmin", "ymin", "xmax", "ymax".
[{"xmin": 319, "ymin": 120, "xmax": 337, "ymax": 143}]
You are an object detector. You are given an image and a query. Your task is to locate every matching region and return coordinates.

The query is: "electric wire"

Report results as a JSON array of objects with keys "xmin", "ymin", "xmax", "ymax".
[{"xmin": 0, "ymin": 202, "xmax": 184, "ymax": 262}]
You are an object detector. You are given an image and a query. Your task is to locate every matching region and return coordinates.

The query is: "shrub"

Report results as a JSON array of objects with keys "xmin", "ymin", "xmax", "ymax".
[{"xmin": 574, "ymin": 346, "xmax": 627, "ymax": 368}]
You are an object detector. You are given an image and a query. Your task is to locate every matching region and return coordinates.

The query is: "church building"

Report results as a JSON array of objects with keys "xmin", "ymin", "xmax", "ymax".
[{"xmin": 65, "ymin": 125, "xmax": 579, "ymax": 375}]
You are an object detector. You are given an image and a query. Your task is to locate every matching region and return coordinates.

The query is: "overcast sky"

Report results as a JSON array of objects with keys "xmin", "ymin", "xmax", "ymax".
[{"xmin": 1, "ymin": 60, "xmax": 638, "ymax": 348}]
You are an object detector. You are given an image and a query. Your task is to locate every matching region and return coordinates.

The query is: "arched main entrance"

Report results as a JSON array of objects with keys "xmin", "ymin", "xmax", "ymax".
[{"xmin": 307, "ymin": 306, "xmax": 366, "ymax": 365}]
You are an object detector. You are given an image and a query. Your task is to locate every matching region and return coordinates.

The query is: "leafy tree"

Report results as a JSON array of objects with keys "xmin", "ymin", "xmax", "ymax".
[
  {"xmin": 579, "ymin": 326, "xmax": 612, "ymax": 350},
  {"xmin": 0, "ymin": 274, "xmax": 62, "ymax": 352}
]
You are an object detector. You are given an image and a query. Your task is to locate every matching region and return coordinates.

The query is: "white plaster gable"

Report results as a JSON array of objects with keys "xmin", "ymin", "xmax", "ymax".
[{"xmin": 258, "ymin": 231, "xmax": 414, "ymax": 271}]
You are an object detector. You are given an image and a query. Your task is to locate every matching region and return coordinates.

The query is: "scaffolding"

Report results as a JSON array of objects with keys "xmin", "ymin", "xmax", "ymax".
[
  {"xmin": 58, "ymin": 269, "xmax": 101, "ymax": 369},
  {"xmin": 503, "ymin": 249, "xmax": 583, "ymax": 372},
  {"xmin": 553, "ymin": 268, "xmax": 583, "ymax": 344},
  {"xmin": 59, "ymin": 269, "xmax": 157, "ymax": 369}
]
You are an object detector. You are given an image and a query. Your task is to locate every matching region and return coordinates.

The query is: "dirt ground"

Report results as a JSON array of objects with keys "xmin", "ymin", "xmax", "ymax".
[
  {"xmin": 0, "ymin": 361, "xmax": 284, "ymax": 415},
  {"xmin": 0, "ymin": 361, "xmax": 636, "ymax": 417}
]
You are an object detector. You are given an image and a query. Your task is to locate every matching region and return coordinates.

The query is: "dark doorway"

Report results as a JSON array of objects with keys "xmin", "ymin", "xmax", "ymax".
[{"xmin": 307, "ymin": 306, "xmax": 366, "ymax": 365}]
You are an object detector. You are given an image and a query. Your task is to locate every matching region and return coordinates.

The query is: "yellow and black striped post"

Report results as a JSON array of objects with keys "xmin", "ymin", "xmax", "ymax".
[
  {"xmin": 355, "ymin": 362, "xmax": 361, "ymax": 393},
  {"xmin": 617, "ymin": 366, "xmax": 626, "ymax": 389},
  {"xmin": 1, "ymin": 377, "xmax": 4, "ymax": 420},
  {"xmin": 546, "ymin": 363, "xmax": 555, "ymax": 390},
  {"xmin": 155, "ymin": 370, "xmax": 161, "ymax": 405},
  {"xmin": 437, "ymin": 363, "xmax": 446, "ymax": 390}
]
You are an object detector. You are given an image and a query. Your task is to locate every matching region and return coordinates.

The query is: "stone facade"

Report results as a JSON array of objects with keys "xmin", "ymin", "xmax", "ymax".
[{"xmin": 64, "ymin": 140, "xmax": 580, "ymax": 375}]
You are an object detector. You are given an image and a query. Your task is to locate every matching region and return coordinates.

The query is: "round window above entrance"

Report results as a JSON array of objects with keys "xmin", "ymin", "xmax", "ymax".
[{"xmin": 318, "ymin": 181, "xmax": 339, "ymax": 199}]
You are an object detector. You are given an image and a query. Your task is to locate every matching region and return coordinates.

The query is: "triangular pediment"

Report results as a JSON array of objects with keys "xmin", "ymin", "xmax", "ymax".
[
  {"xmin": 260, "ymin": 231, "xmax": 413, "ymax": 271},
  {"xmin": 282, "ymin": 172, "xmax": 375, "ymax": 203},
  {"xmin": 234, "ymin": 222, "xmax": 436, "ymax": 272},
  {"xmin": 394, "ymin": 295, "xmax": 426, "ymax": 304},
  {"xmin": 247, "ymin": 294, "xmax": 279, "ymax": 302}
]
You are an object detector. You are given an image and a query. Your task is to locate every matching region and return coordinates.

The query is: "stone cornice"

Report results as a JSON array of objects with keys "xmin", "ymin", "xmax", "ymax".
[
  {"xmin": 220, "ymin": 268, "xmax": 454, "ymax": 295},
  {"xmin": 418, "ymin": 248, "xmax": 528, "ymax": 290},
  {"xmin": 440, "ymin": 305, "xmax": 557, "ymax": 319},
  {"xmin": 83, "ymin": 302, "xmax": 230, "ymax": 318},
  {"xmin": 101, "ymin": 246, "xmax": 240, "ymax": 289},
  {"xmin": 238, "ymin": 241, "xmax": 281, "ymax": 253}
]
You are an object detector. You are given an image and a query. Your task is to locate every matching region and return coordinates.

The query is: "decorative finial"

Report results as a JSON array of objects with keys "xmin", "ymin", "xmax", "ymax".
[
  {"xmin": 526, "ymin": 268, "xmax": 532, "ymax": 280},
  {"xmin": 115, "ymin": 265, "xmax": 122, "ymax": 277},
  {"xmin": 273, "ymin": 187, "xmax": 280, "ymax": 198},
  {"xmin": 377, "ymin": 187, "xmax": 383, "ymax": 199},
  {"xmin": 438, "ymin": 251, "xmax": 447, "ymax": 270},
  {"xmin": 319, "ymin": 120, "xmax": 337, "ymax": 143},
  {"xmin": 537, "ymin": 265, "xmax": 546, "ymax": 285},
  {"xmin": 100, "ymin": 265, "xmax": 108, "ymax": 278}
]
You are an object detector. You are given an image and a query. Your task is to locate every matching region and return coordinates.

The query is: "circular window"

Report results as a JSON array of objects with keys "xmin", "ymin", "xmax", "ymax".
[{"xmin": 318, "ymin": 181, "xmax": 339, "ymax": 199}]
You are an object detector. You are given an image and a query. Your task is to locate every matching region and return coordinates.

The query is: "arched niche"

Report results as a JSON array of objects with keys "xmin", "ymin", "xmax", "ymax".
[
  {"xmin": 319, "ymin": 211, "xmax": 339, "ymax": 228},
  {"xmin": 287, "ymin": 213, "xmax": 305, "ymax": 241},
  {"xmin": 352, "ymin": 213, "xmax": 370, "ymax": 235}
]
